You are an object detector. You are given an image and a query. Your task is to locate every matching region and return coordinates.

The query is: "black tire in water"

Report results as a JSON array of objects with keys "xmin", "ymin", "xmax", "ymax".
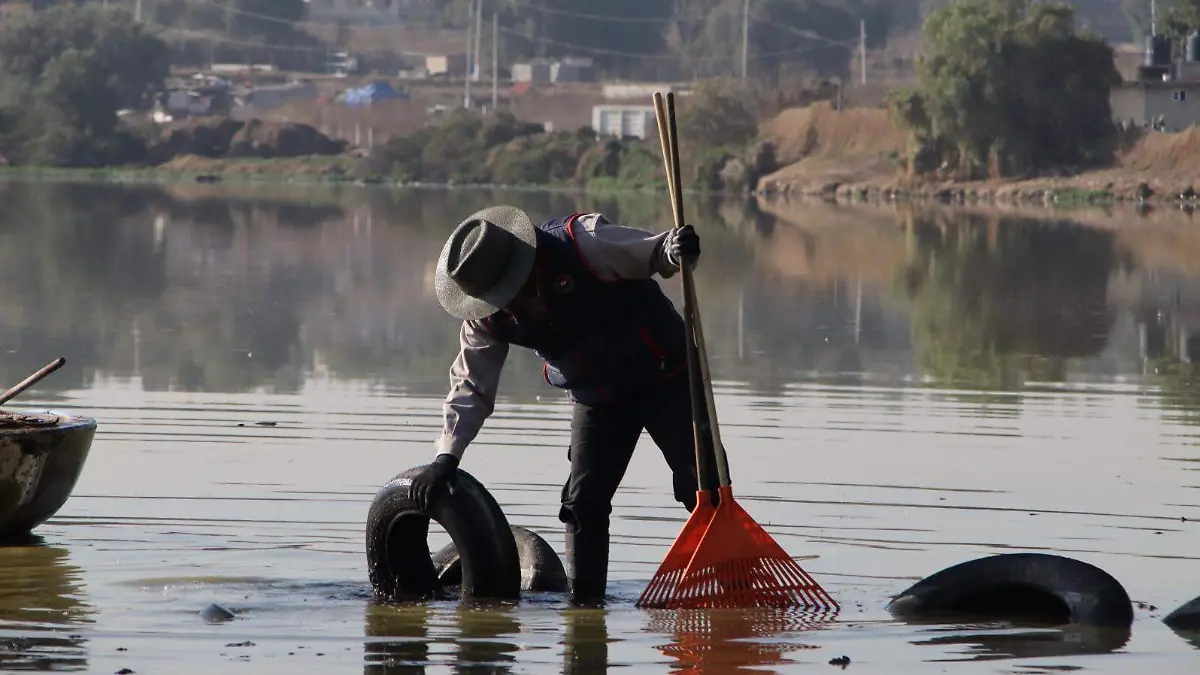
[
  {"xmin": 433, "ymin": 524, "xmax": 570, "ymax": 594},
  {"xmin": 1164, "ymin": 594, "xmax": 1200, "ymax": 631},
  {"xmin": 886, "ymin": 552, "xmax": 1134, "ymax": 629},
  {"xmin": 365, "ymin": 466, "xmax": 522, "ymax": 602}
]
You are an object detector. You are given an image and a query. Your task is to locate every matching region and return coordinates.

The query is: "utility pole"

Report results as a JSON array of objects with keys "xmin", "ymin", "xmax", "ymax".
[
  {"xmin": 474, "ymin": 0, "xmax": 483, "ymax": 82},
  {"xmin": 492, "ymin": 10, "xmax": 499, "ymax": 110},
  {"xmin": 860, "ymin": 20, "xmax": 866, "ymax": 85},
  {"xmin": 1151, "ymin": 0, "xmax": 1157, "ymax": 36},
  {"xmin": 740, "ymin": 0, "xmax": 749, "ymax": 83},
  {"xmin": 134, "ymin": 0, "xmax": 142, "ymax": 22},
  {"xmin": 464, "ymin": 0, "xmax": 473, "ymax": 108}
]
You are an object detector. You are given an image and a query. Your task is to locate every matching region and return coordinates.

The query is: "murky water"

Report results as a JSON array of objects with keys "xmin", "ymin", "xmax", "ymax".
[{"xmin": 0, "ymin": 180, "xmax": 1198, "ymax": 673}]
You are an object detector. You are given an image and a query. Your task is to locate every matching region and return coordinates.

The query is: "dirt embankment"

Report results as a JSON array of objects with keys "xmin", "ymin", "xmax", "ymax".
[
  {"xmin": 754, "ymin": 102, "xmax": 1200, "ymax": 206},
  {"xmin": 140, "ymin": 117, "xmax": 356, "ymax": 176},
  {"xmin": 755, "ymin": 101, "xmax": 906, "ymax": 198}
]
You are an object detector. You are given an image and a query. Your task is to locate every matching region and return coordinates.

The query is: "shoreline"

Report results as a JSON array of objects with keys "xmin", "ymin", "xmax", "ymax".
[
  {"xmin": 754, "ymin": 168, "xmax": 1199, "ymax": 209},
  {"xmin": 2, "ymin": 159, "xmax": 1197, "ymax": 212}
]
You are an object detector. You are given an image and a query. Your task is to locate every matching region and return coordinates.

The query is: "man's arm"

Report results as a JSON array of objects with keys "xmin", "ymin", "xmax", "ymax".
[
  {"xmin": 569, "ymin": 213, "xmax": 685, "ymax": 281},
  {"xmin": 435, "ymin": 320, "xmax": 510, "ymax": 461}
]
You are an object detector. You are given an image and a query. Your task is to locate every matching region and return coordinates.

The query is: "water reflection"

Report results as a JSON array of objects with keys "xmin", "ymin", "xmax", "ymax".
[
  {"xmin": 1169, "ymin": 628, "xmax": 1200, "ymax": 651},
  {"xmin": 0, "ymin": 538, "xmax": 93, "ymax": 671},
  {"xmin": 899, "ymin": 213, "xmax": 1121, "ymax": 390},
  {"xmin": 449, "ymin": 605, "xmax": 520, "ymax": 674},
  {"xmin": 562, "ymin": 609, "xmax": 609, "ymax": 674},
  {"xmin": 3, "ymin": 180, "xmax": 1200, "ymax": 419},
  {"xmin": 648, "ymin": 609, "xmax": 829, "ymax": 673},
  {"xmin": 362, "ymin": 601, "xmax": 521, "ymax": 673},
  {"xmin": 363, "ymin": 603, "xmax": 433, "ymax": 673},
  {"xmin": 909, "ymin": 623, "xmax": 1131, "ymax": 661}
]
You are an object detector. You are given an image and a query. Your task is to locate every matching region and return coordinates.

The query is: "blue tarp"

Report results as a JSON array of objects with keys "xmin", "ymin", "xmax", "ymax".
[{"xmin": 343, "ymin": 80, "xmax": 407, "ymax": 106}]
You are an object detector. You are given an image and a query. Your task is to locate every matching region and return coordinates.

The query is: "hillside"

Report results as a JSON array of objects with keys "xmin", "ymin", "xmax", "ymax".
[{"xmin": 755, "ymin": 102, "xmax": 1200, "ymax": 203}]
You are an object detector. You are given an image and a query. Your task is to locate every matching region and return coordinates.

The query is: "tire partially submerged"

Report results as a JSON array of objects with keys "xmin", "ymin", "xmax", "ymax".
[
  {"xmin": 433, "ymin": 524, "xmax": 569, "ymax": 594},
  {"xmin": 366, "ymin": 466, "xmax": 522, "ymax": 603},
  {"xmin": 1164, "ymin": 594, "xmax": 1200, "ymax": 632},
  {"xmin": 886, "ymin": 553, "xmax": 1134, "ymax": 629}
]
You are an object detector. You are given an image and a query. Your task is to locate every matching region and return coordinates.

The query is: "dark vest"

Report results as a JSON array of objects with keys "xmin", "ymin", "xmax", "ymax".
[{"xmin": 470, "ymin": 214, "xmax": 687, "ymax": 405}]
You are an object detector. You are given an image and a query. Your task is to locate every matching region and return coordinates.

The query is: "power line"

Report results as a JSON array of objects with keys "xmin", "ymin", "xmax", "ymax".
[
  {"xmin": 131, "ymin": 2, "xmax": 859, "ymax": 68},
  {"xmin": 163, "ymin": 0, "xmax": 457, "ymax": 30},
  {"xmin": 152, "ymin": 20, "xmax": 852, "ymax": 63},
  {"xmin": 496, "ymin": 24, "xmax": 854, "ymax": 61},
  {"xmin": 500, "ymin": 0, "xmax": 714, "ymax": 24}
]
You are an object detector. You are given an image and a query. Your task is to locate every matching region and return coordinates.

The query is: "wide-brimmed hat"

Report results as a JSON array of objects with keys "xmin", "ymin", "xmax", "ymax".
[{"xmin": 434, "ymin": 205, "xmax": 538, "ymax": 321}]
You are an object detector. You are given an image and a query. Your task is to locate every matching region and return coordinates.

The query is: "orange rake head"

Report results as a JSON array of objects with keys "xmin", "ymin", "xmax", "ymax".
[
  {"xmin": 665, "ymin": 486, "xmax": 839, "ymax": 611},
  {"xmin": 635, "ymin": 489, "xmax": 717, "ymax": 609}
]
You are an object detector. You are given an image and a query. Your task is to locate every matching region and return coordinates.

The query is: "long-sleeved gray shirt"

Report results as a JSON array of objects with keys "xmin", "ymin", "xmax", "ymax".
[{"xmin": 435, "ymin": 213, "xmax": 684, "ymax": 460}]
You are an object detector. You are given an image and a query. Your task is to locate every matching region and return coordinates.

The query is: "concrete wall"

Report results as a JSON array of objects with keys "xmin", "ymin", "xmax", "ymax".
[{"xmin": 1111, "ymin": 83, "xmax": 1200, "ymax": 130}]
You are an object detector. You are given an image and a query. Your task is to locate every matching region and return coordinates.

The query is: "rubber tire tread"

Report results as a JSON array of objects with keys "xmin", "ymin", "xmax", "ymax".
[
  {"xmin": 366, "ymin": 465, "xmax": 521, "ymax": 602},
  {"xmin": 886, "ymin": 552, "xmax": 1134, "ymax": 629},
  {"xmin": 432, "ymin": 524, "xmax": 569, "ymax": 594}
]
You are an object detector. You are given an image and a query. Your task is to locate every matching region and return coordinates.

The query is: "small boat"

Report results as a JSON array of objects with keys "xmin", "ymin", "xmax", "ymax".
[{"xmin": 0, "ymin": 409, "xmax": 96, "ymax": 542}]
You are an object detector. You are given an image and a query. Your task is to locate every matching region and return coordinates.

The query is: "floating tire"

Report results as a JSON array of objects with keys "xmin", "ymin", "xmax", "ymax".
[
  {"xmin": 365, "ymin": 466, "xmax": 521, "ymax": 603},
  {"xmin": 1164, "ymin": 594, "xmax": 1200, "ymax": 631},
  {"xmin": 432, "ymin": 524, "xmax": 570, "ymax": 594},
  {"xmin": 886, "ymin": 553, "xmax": 1134, "ymax": 629}
]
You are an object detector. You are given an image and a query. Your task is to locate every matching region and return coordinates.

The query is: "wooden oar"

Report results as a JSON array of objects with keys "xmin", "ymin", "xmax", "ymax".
[{"xmin": 0, "ymin": 358, "xmax": 65, "ymax": 408}]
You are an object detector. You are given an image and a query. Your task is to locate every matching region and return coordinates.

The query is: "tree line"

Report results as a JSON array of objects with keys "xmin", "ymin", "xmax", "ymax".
[{"xmin": 0, "ymin": 0, "xmax": 1153, "ymax": 180}]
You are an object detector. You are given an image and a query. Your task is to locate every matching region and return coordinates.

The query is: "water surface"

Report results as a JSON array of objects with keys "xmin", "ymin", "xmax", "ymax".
[{"xmin": 0, "ymin": 181, "xmax": 1198, "ymax": 673}]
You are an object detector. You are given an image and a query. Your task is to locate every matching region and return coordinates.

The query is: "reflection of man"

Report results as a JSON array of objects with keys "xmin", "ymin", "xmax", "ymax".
[{"xmin": 410, "ymin": 205, "xmax": 706, "ymax": 605}]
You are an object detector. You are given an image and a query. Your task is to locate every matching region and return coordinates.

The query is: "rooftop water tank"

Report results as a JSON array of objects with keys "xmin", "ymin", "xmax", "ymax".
[{"xmin": 1147, "ymin": 33, "xmax": 1172, "ymax": 67}]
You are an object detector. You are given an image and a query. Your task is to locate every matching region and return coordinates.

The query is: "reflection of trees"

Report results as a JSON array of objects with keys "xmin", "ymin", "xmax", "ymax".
[
  {"xmin": 899, "ymin": 214, "xmax": 1119, "ymax": 389},
  {"xmin": 7, "ymin": 182, "xmax": 1113, "ymax": 403},
  {"xmin": 0, "ymin": 540, "xmax": 94, "ymax": 672},
  {"xmin": 0, "ymin": 182, "xmax": 791, "ymax": 401}
]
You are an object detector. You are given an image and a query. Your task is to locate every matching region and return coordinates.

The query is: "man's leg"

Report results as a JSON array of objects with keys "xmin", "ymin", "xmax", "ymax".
[
  {"xmin": 640, "ymin": 374, "xmax": 720, "ymax": 511},
  {"xmin": 559, "ymin": 398, "xmax": 643, "ymax": 604}
]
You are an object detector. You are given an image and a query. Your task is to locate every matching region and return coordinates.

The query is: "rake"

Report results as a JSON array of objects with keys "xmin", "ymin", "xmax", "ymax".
[{"xmin": 635, "ymin": 91, "xmax": 840, "ymax": 612}]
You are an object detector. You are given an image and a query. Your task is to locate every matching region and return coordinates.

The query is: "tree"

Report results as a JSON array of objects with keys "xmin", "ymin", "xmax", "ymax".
[
  {"xmin": 665, "ymin": 0, "xmax": 897, "ymax": 82},
  {"xmin": 0, "ymin": 5, "xmax": 170, "ymax": 165},
  {"xmin": 888, "ymin": 0, "xmax": 1119, "ymax": 179}
]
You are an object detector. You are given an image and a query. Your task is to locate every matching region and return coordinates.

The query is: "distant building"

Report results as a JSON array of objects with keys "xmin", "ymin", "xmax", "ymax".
[
  {"xmin": 551, "ymin": 57, "xmax": 594, "ymax": 83},
  {"xmin": 425, "ymin": 53, "xmax": 468, "ymax": 77},
  {"xmin": 512, "ymin": 59, "xmax": 552, "ymax": 85},
  {"xmin": 1110, "ymin": 32, "xmax": 1200, "ymax": 131},
  {"xmin": 602, "ymin": 83, "xmax": 686, "ymax": 101},
  {"xmin": 591, "ymin": 105, "xmax": 656, "ymax": 140},
  {"xmin": 1111, "ymin": 80, "xmax": 1200, "ymax": 131}
]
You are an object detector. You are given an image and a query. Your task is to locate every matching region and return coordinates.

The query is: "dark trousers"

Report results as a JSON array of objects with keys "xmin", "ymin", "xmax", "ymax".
[{"xmin": 557, "ymin": 373, "xmax": 718, "ymax": 602}]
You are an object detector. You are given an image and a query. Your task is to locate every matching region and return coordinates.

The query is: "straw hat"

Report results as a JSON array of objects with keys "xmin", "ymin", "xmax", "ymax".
[{"xmin": 434, "ymin": 205, "xmax": 538, "ymax": 321}]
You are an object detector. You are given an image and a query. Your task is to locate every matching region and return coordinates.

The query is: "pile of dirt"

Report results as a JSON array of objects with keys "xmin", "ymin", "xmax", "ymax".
[
  {"xmin": 754, "ymin": 102, "xmax": 907, "ymax": 194},
  {"xmin": 759, "ymin": 101, "xmax": 905, "ymax": 165},
  {"xmin": 1117, "ymin": 126, "xmax": 1200, "ymax": 175},
  {"xmin": 145, "ymin": 118, "xmax": 350, "ymax": 165}
]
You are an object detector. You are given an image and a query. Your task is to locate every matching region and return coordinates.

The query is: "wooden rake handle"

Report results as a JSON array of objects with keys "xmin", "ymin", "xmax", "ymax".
[{"xmin": 651, "ymin": 92, "xmax": 732, "ymax": 490}]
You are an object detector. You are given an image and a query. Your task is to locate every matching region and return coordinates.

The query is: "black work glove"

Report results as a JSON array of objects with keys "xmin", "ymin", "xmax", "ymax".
[
  {"xmin": 409, "ymin": 454, "xmax": 459, "ymax": 511},
  {"xmin": 666, "ymin": 224, "xmax": 701, "ymax": 269}
]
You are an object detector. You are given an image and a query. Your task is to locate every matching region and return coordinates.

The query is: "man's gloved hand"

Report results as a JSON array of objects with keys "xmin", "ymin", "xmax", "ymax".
[
  {"xmin": 666, "ymin": 224, "xmax": 701, "ymax": 269},
  {"xmin": 409, "ymin": 454, "xmax": 459, "ymax": 511}
]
